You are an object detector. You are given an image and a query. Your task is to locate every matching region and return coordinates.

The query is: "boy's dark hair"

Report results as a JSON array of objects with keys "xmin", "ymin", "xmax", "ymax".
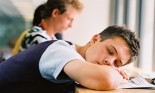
[
  {"xmin": 32, "ymin": 4, "xmax": 46, "ymax": 26},
  {"xmin": 99, "ymin": 25, "xmax": 140, "ymax": 64},
  {"xmin": 42, "ymin": 0, "xmax": 83, "ymax": 19}
]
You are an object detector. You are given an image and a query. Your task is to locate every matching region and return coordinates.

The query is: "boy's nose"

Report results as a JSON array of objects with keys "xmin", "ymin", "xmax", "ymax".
[{"xmin": 104, "ymin": 57, "xmax": 116, "ymax": 66}]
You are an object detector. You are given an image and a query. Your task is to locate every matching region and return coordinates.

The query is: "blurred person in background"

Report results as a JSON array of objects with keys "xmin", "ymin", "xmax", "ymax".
[{"xmin": 17, "ymin": 0, "xmax": 83, "ymax": 53}]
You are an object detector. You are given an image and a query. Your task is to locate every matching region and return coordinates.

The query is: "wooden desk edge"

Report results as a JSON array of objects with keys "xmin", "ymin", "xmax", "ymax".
[{"xmin": 76, "ymin": 87, "xmax": 155, "ymax": 93}]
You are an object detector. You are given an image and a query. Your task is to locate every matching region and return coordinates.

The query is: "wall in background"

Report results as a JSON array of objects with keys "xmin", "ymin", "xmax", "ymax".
[{"xmin": 63, "ymin": 0, "xmax": 110, "ymax": 45}]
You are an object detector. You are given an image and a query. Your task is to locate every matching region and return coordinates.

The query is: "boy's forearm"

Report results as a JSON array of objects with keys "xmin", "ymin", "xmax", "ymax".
[
  {"xmin": 88, "ymin": 65, "xmax": 124, "ymax": 90},
  {"xmin": 64, "ymin": 61, "xmax": 124, "ymax": 90}
]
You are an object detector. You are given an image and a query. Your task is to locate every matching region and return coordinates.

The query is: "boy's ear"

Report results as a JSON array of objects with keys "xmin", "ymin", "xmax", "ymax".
[
  {"xmin": 52, "ymin": 9, "xmax": 59, "ymax": 18},
  {"xmin": 89, "ymin": 34, "xmax": 101, "ymax": 44}
]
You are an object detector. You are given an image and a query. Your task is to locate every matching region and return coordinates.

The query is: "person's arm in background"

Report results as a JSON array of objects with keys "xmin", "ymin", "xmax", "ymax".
[{"xmin": 64, "ymin": 60, "xmax": 126, "ymax": 90}]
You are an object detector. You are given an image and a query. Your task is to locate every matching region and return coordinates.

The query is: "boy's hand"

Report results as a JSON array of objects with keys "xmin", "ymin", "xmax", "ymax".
[{"xmin": 115, "ymin": 68, "xmax": 129, "ymax": 80}]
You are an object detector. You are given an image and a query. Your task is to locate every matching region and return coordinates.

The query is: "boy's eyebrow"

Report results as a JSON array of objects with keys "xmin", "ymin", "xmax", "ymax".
[{"xmin": 111, "ymin": 45, "xmax": 123, "ymax": 66}]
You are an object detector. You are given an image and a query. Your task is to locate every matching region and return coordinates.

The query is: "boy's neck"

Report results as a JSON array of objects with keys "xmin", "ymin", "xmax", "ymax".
[{"xmin": 76, "ymin": 42, "xmax": 90, "ymax": 59}]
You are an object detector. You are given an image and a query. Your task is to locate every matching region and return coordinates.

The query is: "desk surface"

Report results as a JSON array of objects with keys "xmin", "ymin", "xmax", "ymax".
[{"xmin": 76, "ymin": 87, "xmax": 155, "ymax": 93}]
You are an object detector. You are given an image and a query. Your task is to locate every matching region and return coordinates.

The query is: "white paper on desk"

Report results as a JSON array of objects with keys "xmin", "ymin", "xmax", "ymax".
[{"xmin": 118, "ymin": 75, "xmax": 155, "ymax": 89}]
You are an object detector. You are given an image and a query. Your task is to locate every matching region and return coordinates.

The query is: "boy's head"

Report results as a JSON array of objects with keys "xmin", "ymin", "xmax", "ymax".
[
  {"xmin": 99, "ymin": 25, "xmax": 140, "ymax": 64},
  {"xmin": 85, "ymin": 25, "xmax": 140, "ymax": 68},
  {"xmin": 40, "ymin": 0, "xmax": 84, "ymax": 33}
]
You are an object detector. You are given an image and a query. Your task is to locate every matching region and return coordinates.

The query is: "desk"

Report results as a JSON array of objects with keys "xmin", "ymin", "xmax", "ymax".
[{"xmin": 76, "ymin": 87, "xmax": 155, "ymax": 93}]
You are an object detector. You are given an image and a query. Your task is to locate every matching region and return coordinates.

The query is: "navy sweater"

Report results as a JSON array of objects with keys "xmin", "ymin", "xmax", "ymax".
[{"xmin": 0, "ymin": 40, "xmax": 75, "ymax": 93}]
